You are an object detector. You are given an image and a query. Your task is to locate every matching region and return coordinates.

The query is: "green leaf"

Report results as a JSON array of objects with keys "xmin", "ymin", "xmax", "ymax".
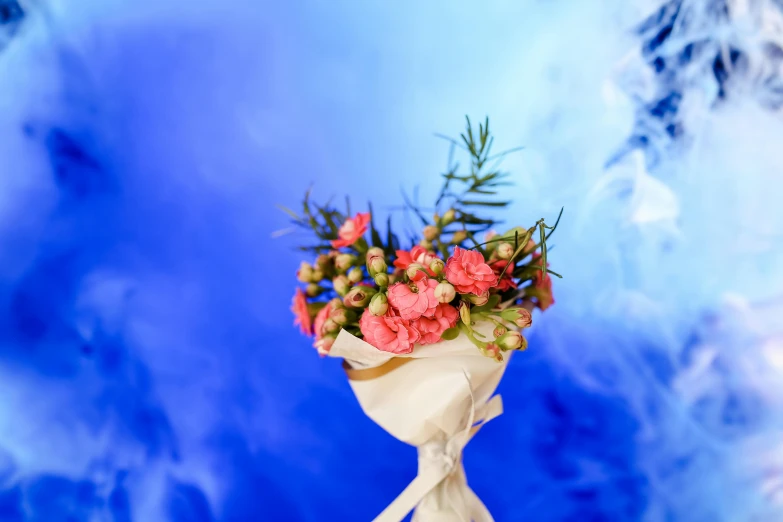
[
  {"xmin": 545, "ymin": 207, "xmax": 564, "ymax": 241},
  {"xmin": 461, "ymin": 200, "xmax": 510, "ymax": 207},
  {"xmin": 385, "ymin": 215, "xmax": 396, "ymax": 255},
  {"xmin": 275, "ymin": 204, "xmax": 300, "ymax": 220},
  {"xmin": 368, "ymin": 201, "xmax": 384, "ymax": 247},
  {"xmin": 401, "ymin": 189, "xmax": 429, "ymax": 226},
  {"xmin": 441, "ymin": 326, "xmax": 460, "ymax": 341},
  {"xmin": 499, "ymin": 309, "xmax": 521, "ymax": 322}
]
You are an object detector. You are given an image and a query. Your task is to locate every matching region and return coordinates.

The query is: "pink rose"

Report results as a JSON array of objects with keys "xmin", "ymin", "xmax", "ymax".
[
  {"xmin": 387, "ymin": 278, "xmax": 439, "ymax": 320},
  {"xmin": 291, "ymin": 288, "xmax": 312, "ymax": 335},
  {"xmin": 359, "ymin": 309, "xmax": 420, "ymax": 354},
  {"xmin": 412, "ymin": 303, "xmax": 459, "ymax": 344},
  {"xmin": 312, "ymin": 302, "xmax": 333, "ymax": 340},
  {"xmin": 444, "ymin": 246, "xmax": 498, "ymax": 295},
  {"xmin": 331, "ymin": 212, "xmax": 371, "ymax": 249}
]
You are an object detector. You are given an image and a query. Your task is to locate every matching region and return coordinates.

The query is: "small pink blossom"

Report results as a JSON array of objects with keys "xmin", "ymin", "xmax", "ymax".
[
  {"xmin": 359, "ymin": 309, "xmax": 420, "ymax": 354},
  {"xmin": 531, "ymin": 253, "xmax": 555, "ymax": 311},
  {"xmin": 315, "ymin": 336, "xmax": 335, "ymax": 356},
  {"xmin": 313, "ymin": 302, "xmax": 333, "ymax": 340},
  {"xmin": 412, "ymin": 303, "xmax": 459, "ymax": 344},
  {"xmin": 445, "ymin": 246, "xmax": 498, "ymax": 295},
  {"xmin": 331, "ymin": 212, "xmax": 370, "ymax": 249},
  {"xmin": 387, "ymin": 278, "xmax": 439, "ymax": 320},
  {"xmin": 393, "ymin": 246, "xmax": 439, "ymax": 274},
  {"xmin": 291, "ymin": 288, "xmax": 312, "ymax": 335},
  {"xmin": 490, "ymin": 260, "xmax": 518, "ymax": 292}
]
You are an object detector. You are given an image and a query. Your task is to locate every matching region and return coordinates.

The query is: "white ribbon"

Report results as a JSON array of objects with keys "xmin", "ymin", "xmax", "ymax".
[{"xmin": 372, "ymin": 371, "xmax": 504, "ymax": 522}]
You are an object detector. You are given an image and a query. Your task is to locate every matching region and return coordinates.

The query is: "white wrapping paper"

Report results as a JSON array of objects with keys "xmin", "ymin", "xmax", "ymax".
[{"xmin": 330, "ymin": 322, "xmax": 510, "ymax": 522}]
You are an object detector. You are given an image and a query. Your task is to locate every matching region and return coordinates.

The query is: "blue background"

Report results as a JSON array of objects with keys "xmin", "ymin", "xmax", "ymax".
[{"xmin": 1, "ymin": 0, "xmax": 783, "ymax": 520}]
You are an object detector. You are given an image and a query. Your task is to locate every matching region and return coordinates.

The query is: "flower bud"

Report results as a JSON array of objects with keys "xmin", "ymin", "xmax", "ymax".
[
  {"xmin": 297, "ymin": 262, "xmax": 314, "ymax": 283},
  {"xmin": 466, "ymin": 293, "xmax": 489, "ymax": 306},
  {"xmin": 484, "ymin": 230, "xmax": 499, "ymax": 242},
  {"xmin": 514, "ymin": 308, "xmax": 533, "ymax": 328},
  {"xmin": 497, "ymin": 242, "xmax": 514, "ymax": 260},
  {"xmin": 374, "ymin": 273, "xmax": 389, "ymax": 287},
  {"xmin": 496, "ymin": 331, "xmax": 525, "ymax": 351},
  {"xmin": 310, "ymin": 268, "xmax": 325, "ymax": 281},
  {"xmin": 329, "ymin": 307, "xmax": 355, "ymax": 325},
  {"xmin": 333, "ymin": 275, "xmax": 351, "ymax": 296},
  {"xmin": 343, "ymin": 286, "xmax": 377, "ymax": 308},
  {"xmin": 347, "ymin": 267, "xmax": 364, "ymax": 283},
  {"xmin": 315, "ymin": 254, "xmax": 331, "ymax": 269},
  {"xmin": 451, "ymin": 230, "xmax": 468, "ymax": 244},
  {"xmin": 442, "ymin": 209, "xmax": 456, "ymax": 225},
  {"xmin": 335, "ymin": 253, "xmax": 356, "ymax": 272},
  {"xmin": 369, "ymin": 293, "xmax": 389, "ymax": 316},
  {"xmin": 367, "ymin": 256, "xmax": 387, "ymax": 277},
  {"xmin": 306, "ymin": 283, "xmax": 324, "ymax": 297},
  {"xmin": 459, "ymin": 301, "xmax": 471, "ymax": 326},
  {"xmin": 423, "ymin": 225, "xmax": 440, "ymax": 241},
  {"xmin": 433, "ymin": 213, "xmax": 441, "ymax": 223},
  {"xmin": 323, "ymin": 318, "xmax": 340, "ymax": 334},
  {"xmin": 435, "ymin": 282, "xmax": 456, "ymax": 303},
  {"xmin": 429, "ymin": 258, "xmax": 445, "ymax": 276},
  {"xmin": 329, "ymin": 297, "xmax": 345, "ymax": 310},
  {"xmin": 366, "ymin": 247, "xmax": 384, "ymax": 262},
  {"xmin": 419, "ymin": 239, "xmax": 433, "ymax": 250},
  {"xmin": 406, "ymin": 263, "xmax": 426, "ymax": 281},
  {"xmin": 485, "ymin": 343, "xmax": 501, "ymax": 360},
  {"xmin": 493, "ymin": 325, "xmax": 507, "ymax": 337}
]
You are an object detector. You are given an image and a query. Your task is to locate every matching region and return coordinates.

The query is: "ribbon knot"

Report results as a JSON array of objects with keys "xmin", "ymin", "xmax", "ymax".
[
  {"xmin": 418, "ymin": 438, "xmax": 460, "ymax": 476},
  {"xmin": 372, "ymin": 370, "xmax": 504, "ymax": 522}
]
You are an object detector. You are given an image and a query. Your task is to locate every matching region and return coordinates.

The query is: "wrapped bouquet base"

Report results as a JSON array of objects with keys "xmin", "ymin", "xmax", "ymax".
[
  {"xmin": 286, "ymin": 119, "xmax": 560, "ymax": 522},
  {"xmin": 332, "ymin": 322, "xmax": 509, "ymax": 522}
]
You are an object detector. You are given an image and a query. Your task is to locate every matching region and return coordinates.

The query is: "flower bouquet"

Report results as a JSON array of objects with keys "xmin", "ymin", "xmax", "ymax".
[{"xmin": 286, "ymin": 118, "xmax": 561, "ymax": 522}]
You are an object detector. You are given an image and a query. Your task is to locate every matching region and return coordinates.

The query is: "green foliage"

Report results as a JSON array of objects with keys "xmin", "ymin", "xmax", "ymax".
[{"xmin": 431, "ymin": 117, "xmax": 515, "ymax": 235}]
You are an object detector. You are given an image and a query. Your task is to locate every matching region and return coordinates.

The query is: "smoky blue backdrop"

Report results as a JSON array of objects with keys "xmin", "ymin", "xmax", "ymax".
[{"xmin": 1, "ymin": 0, "xmax": 783, "ymax": 521}]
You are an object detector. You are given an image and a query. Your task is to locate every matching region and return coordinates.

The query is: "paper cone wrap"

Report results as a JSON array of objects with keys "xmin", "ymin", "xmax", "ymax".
[{"xmin": 330, "ymin": 322, "xmax": 509, "ymax": 522}]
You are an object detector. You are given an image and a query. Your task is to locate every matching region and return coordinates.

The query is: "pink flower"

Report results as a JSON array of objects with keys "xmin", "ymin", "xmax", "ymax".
[
  {"xmin": 393, "ymin": 246, "xmax": 439, "ymax": 275},
  {"xmin": 315, "ymin": 336, "xmax": 335, "ymax": 356},
  {"xmin": 412, "ymin": 303, "xmax": 459, "ymax": 344},
  {"xmin": 445, "ymin": 246, "xmax": 498, "ymax": 295},
  {"xmin": 359, "ymin": 309, "xmax": 420, "ymax": 354},
  {"xmin": 490, "ymin": 260, "xmax": 518, "ymax": 292},
  {"xmin": 331, "ymin": 212, "xmax": 371, "ymax": 249},
  {"xmin": 291, "ymin": 288, "xmax": 312, "ymax": 335},
  {"xmin": 387, "ymin": 278, "xmax": 439, "ymax": 320},
  {"xmin": 531, "ymin": 254, "xmax": 555, "ymax": 311},
  {"xmin": 313, "ymin": 302, "xmax": 333, "ymax": 340}
]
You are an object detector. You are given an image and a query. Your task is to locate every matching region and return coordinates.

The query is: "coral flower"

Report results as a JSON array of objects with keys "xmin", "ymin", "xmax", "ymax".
[
  {"xmin": 312, "ymin": 301, "xmax": 333, "ymax": 340},
  {"xmin": 412, "ymin": 303, "xmax": 459, "ymax": 344},
  {"xmin": 393, "ymin": 246, "xmax": 439, "ymax": 274},
  {"xmin": 331, "ymin": 212, "xmax": 371, "ymax": 249},
  {"xmin": 291, "ymin": 288, "xmax": 312, "ymax": 335},
  {"xmin": 445, "ymin": 246, "xmax": 498, "ymax": 295},
  {"xmin": 387, "ymin": 278, "xmax": 439, "ymax": 320},
  {"xmin": 490, "ymin": 260, "xmax": 518, "ymax": 292},
  {"xmin": 531, "ymin": 253, "xmax": 555, "ymax": 311},
  {"xmin": 359, "ymin": 309, "xmax": 420, "ymax": 354}
]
